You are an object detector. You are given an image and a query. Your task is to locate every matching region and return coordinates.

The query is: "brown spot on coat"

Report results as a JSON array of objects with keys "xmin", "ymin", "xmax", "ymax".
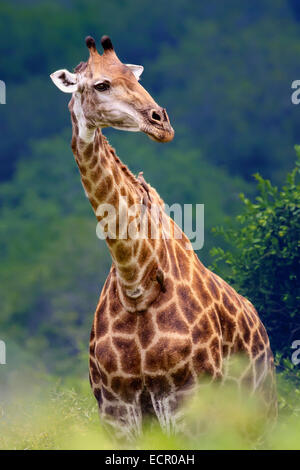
[
  {"xmin": 111, "ymin": 377, "xmax": 142, "ymax": 403},
  {"xmin": 168, "ymin": 243, "xmax": 180, "ymax": 279},
  {"xmin": 114, "ymin": 242, "xmax": 132, "ymax": 264},
  {"xmin": 258, "ymin": 322, "xmax": 268, "ymax": 343},
  {"xmin": 89, "ymin": 197, "xmax": 99, "ymax": 210},
  {"xmin": 157, "ymin": 302, "xmax": 189, "ymax": 334},
  {"xmin": 222, "ymin": 292, "xmax": 237, "ymax": 315},
  {"xmin": 112, "ymin": 311, "xmax": 137, "ymax": 334},
  {"xmin": 151, "ymin": 277, "xmax": 174, "ymax": 307},
  {"xmin": 95, "ymin": 297, "xmax": 109, "ymax": 337},
  {"xmin": 208, "ymin": 307, "xmax": 222, "ymax": 335},
  {"xmin": 95, "ymin": 177, "xmax": 111, "ymax": 202},
  {"xmin": 107, "ymin": 190, "xmax": 119, "ymax": 208},
  {"xmin": 95, "ymin": 338, "xmax": 118, "ymax": 373},
  {"xmin": 177, "ymin": 284, "xmax": 200, "ymax": 323},
  {"xmin": 207, "ymin": 276, "xmax": 220, "ymax": 300},
  {"xmin": 112, "ymin": 166, "xmax": 121, "ymax": 185},
  {"xmin": 90, "ymin": 325, "xmax": 95, "ymax": 342},
  {"xmin": 217, "ymin": 305, "xmax": 236, "ymax": 343},
  {"xmin": 120, "ymin": 186, "xmax": 127, "ymax": 197},
  {"xmin": 89, "ymin": 340, "xmax": 95, "ymax": 356},
  {"xmin": 110, "ymin": 298, "xmax": 121, "ymax": 317},
  {"xmin": 171, "ymin": 366, "xmax": 194, "ymax": 389},
  {"xmin": 90, "ymin": 166, "xmax": 102, "ymax": 183},
  {"xmin": 109, "ymin": 280, "xmax": 122, "ymax": 316},
  {"xmin": 84, "ymin": 143, "xmax": 94, "ymax": 160},
  {"xmin": 244, "ymin": 311, "xmax": 254, "ymax": 328},
  {"xmin": 193, "ymin": 347, "xmax": 213, "ymax": 375},
  {"xmin": 193, "ymin": 313, "xmax": 213, "ymax": 343},
  {"xmin": 112, "ymin": 337, "xmax": 141, "ymax": 375},
  {"xmin": 98, "ymin": 367, "xmax": 108, "ymax": 386},
  {"xmin": 78, "ymin": 163, "xmax": 87, "ymax": 176},
  {"xmin": 193, "ymin": 273, "xmax": 212, "ymax": 308},
  {"xmin": 238, "ymin": 314, "xmax": 251, "ymax": 344},
  {"xmin": 93, "ymin": 387, "xmax": 103, "ymax": 405},
  {"xmin": 175, "ymin": 243, "xmax": 190, "ymax": 279},
  {"xmin": 82, "ymin": 177, "xmax": 91, "ymax": 192},
  {"xmin": 102, "ymin": 386, "xmax": 115, "ymax": 401},
  {"xmin": 145, "ymin": 374, "xmax": 171, "ymax": 395},
  {"xmin": 145, "ymin": 337, "xmax": 192, "ymax": 372},
  {"xmin": 210, "ymin": 336, "xmax": 221, "ymax": 368},
  {"xmin": 223, "ymin": 344, "xmax": 230, "ymax": 358},
  {"xmin": 137, "ymin": 313, "xmax": 155, "ymax": 348},
  {"xmin": 252, "ymin": 330, "xmax": 265, "ymax": 357},
  {"xmin": 234, "ymin": 335, "xmax": 245, "ymax": 353},
  {"xmin": 118, "ymin": 264, "xmax": 137, "ymax": 282},
  {"xmin": 89, "ymin": 359, "xmax": 101, "ymax": 384},
  {"xmin": 89, "ymin": 154, "xmax": 98, "ymax": 169},
  {"xmin": 192, "ymin": 324, "xmax": 201, "ymax": 344},
  {"xmin": 138, "ymin": 244, "xmax": 151, "ymax": 265}
]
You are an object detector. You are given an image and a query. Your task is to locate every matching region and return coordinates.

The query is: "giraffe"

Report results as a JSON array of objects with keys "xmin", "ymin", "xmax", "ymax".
[{"xmin": 50, "ymin": 35, "xmax": 277, "ymax": 440}]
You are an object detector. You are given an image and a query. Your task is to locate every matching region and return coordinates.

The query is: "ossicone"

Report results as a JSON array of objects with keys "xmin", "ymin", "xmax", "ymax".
[
  {"xmin": 101, "ymin": 35, "xmax": 114, "ymax": 51},
  {"xmin": 85, "ymin": 36, "xmax": 97, "ymax": 51}
]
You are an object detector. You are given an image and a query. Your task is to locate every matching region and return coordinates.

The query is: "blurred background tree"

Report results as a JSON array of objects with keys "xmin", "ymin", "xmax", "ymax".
[
  {"xmin": 0, "ymin": 0, "xmax": 299, "ymax": 374},
  {"xmin": 211, "ymin": 150, "xmax": 300, "ymax": 356}
]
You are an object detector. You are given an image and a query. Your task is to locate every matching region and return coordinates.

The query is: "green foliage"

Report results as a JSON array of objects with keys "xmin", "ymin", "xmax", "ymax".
[
  {"xmin": 211, "ymin": 150, "xmax": 300, "ymax": 355},
  {"xmin": 275, "ymin": 355, "xmax": 300, "ymax": 415},
  {"xmin": 1, "ymin": 369, "xmax": 299, "ymax": 450},
  {"xmin": 0, "ymin": 134, "xmax": 111, "ymax": 373},
  {"xmin": 152, "ymin": 0, "xmax": 300, "ymax": 180},
  {"xmin": 1, "ymin": 0, "xmax": 300, "ymax": 180}
]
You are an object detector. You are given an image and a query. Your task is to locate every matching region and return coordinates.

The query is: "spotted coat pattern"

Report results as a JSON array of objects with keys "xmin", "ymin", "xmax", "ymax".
[{"xmin": 69, "ymin": 104, "xmax": 277, "ymax": 440}]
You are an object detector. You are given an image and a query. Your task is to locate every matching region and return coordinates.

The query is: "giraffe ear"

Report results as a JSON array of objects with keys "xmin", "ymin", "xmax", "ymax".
[
  {"xmin": 50, "ymin": 69, "xmax": 78, "ymax": 93},
  {"xmin": 126, "ymin": 64, "xmax": 144, "ymax": 81}
]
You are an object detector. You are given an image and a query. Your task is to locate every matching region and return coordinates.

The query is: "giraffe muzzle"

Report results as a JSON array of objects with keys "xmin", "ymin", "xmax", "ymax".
[{"xmin": 141, "ymin": 107, "xmax": 174, "ymax": 143}]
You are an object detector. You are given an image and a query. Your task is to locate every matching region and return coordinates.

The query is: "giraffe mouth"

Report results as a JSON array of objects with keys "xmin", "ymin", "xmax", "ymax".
[{"xmin": 140, "ymin": 123, "xmax": 175, "ymax": 143}]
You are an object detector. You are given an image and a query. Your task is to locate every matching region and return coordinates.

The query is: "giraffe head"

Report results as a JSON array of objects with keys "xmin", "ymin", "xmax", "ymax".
[{"xmin": 50, "ymin": 35, "xmax": 174, "ymax": 143}]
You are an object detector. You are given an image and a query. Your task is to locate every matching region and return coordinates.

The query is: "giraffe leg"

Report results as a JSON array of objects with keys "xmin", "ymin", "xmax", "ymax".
[
  {"xmin": 99, "ymin": 396, "xmax": 143, "ymax": 442},
  {"xmin": 149, "ymin": 392, "xmax": 186, "ymax": 435}
]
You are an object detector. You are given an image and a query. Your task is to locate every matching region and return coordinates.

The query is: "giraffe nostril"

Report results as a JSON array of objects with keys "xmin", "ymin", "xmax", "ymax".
[{"xmin": 151, "ymin": 110, "xmax": 161, "ymax": 122}]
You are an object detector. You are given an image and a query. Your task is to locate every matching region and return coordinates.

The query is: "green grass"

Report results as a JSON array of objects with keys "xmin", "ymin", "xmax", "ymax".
[{"xmin": 1, "ymin": 367, "xmax": 300, "ymax": 450}]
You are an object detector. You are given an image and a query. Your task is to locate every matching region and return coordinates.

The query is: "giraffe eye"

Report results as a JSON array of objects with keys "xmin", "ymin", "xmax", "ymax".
[{"xmin": 94, "ymin": 81, "xmax": 110, "ymax": 92}]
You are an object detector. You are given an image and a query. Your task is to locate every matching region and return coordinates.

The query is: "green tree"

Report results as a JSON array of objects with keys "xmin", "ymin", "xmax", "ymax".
[
  {"xmin": 211, "ymin": 148, "xmax": 300, "ymax": 356},
  {"xmin": 0, "ymin": 134, "xmax": 111, "ymax": 373}
]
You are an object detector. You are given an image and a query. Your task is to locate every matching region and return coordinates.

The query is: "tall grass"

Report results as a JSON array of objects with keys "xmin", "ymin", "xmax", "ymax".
[{"xmin": 1, "ymin": 366, "xmax": 299, "ymax": 450}]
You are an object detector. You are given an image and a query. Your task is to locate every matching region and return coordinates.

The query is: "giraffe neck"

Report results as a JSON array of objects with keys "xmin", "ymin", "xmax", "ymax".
[{"xmin": 69, "ymin": 95, "xmax": 167, "ymax": 312}]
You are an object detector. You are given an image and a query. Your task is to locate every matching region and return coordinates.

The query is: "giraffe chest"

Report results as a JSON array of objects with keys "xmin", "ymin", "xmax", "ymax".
[
  {"xmin": 94, "ymin": 303, "xmax": 195, "ymax": 374},
  {"xmin": 91, "ymin": 250, "xmax": 235, "ymax": 407},
  {"xmin": 92, "ymin": 278, "xmax": 224, "ymax": 402}
]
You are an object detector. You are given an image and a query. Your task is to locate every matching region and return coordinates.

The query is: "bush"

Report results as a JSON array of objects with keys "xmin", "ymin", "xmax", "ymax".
[{"xmin": 211, "ymin": 148, "xmax": 300, "ymax": 357}]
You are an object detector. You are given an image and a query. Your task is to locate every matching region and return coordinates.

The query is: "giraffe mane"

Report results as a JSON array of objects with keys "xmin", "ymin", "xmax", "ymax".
[{"xmin": 107, "ymin": 139, "xmax": 165, "ymax": 207}]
